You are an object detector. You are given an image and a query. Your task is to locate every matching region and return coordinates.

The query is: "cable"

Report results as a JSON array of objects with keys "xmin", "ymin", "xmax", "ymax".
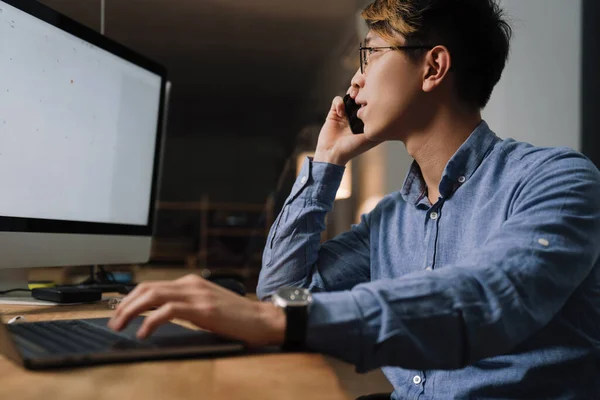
[
  {"xmin": 0, "ymin": 288, "xmax": 32, "ymax": 295},
  {"xmin": 100, "ymin": 0, "xmax": 105, "ymax": 35},
  {"xmin": 98, "ymin": 265, "xmax": 118, "ymax": 284}
]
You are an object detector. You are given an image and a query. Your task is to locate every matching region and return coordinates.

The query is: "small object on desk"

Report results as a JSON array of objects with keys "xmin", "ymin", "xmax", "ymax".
[
  {"xmin": 107, "ymin": 297, "xmax": 159, "ymax": 311},
  {"xmin": 27, "ymin": 281, "xmax": 56, "ymax": 290},
  {"xmin": 7, "ymin": 316, "xmax": 26, "ymax": 324},
  {"xmin": 108, "ymin": 297, "xmax": 123, "ymax": 310},
  {"xmin": 31, "ymin": 287, "xmax": 102, "ymax": 304},
  {"xmin": 58, "ymin": 283, "xmax": 136, "ymax": 294},
  {"xmin": 111, "ymin": 271, "xmax": 133, "ymax": 284}
]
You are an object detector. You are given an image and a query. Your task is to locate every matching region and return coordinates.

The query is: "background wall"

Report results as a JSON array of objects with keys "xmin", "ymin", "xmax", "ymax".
[{"xmin": 483, "ymin": 0, "xmax": 583, "ymax": 150}]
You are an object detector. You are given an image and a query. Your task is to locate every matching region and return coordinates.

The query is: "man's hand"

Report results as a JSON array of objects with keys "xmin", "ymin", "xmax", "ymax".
[
  {"xmin": 107, "ymin": 274, "xmax": 285, "ymax": 347},
  {"xmin": 313, "ymin": 95, "xmax": 380, "ymax": 166}
]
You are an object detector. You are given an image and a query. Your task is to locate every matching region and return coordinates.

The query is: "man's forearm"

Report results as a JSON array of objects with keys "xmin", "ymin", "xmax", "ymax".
[{"xmin": 256, "ymin": 157, "xmax": 345, "ymax": 299}]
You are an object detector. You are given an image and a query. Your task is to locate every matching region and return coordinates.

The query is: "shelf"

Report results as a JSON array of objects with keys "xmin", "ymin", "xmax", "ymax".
[
  {"xmin": 207, "ymin": 228, "xmax": 267, "ymax": 237},
  {"xmin": 158, "ymin": 201, "xmax": 267, "ymax": 212},
  {"xmin": 151, "ymin": 195, "xmax": 275, "ymax": 269}
]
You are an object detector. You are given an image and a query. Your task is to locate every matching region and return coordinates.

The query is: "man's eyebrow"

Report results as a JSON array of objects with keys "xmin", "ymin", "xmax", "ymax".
[{"xmin": 364, "ymin": 36, "xmax": 372, "ymax": 46}]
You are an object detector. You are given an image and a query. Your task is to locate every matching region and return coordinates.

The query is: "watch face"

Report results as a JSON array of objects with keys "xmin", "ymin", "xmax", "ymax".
[{"xmin": 276, "ymin": 287, "xmax": 312, "ymax": 306}]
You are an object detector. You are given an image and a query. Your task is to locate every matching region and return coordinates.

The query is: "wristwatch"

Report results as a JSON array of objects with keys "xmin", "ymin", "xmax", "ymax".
[{"xmin": 271, "ymin": 287, "xmax": 313, "ymax": 351}]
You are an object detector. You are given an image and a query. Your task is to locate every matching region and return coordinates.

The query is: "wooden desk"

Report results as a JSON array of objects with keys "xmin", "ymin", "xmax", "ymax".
[{"xmin": 0, "ymin": 300, "xmax": 350, "ymax": 400}]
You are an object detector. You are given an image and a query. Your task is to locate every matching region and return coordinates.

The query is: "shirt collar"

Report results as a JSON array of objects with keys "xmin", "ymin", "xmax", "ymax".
[{"xmin": 401, "ymin": 120, "xmax": 500, "ymax": 205}]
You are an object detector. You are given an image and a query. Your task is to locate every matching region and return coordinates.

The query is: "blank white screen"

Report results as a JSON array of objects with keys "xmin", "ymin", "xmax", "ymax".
[{"xmin": 0, "ymin": 1, "xmax": 161, "ymax": 226}]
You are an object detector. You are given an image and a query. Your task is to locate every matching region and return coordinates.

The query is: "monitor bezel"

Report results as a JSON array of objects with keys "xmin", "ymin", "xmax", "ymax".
[{"xmin": 0, "ymin": 0, "xmax": 167, "ymax": 237}]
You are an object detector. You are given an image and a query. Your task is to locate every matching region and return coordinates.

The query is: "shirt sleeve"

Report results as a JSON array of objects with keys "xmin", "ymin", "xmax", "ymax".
[
  {"xmin": 257, "ymin": 157, "xmax": 371, "ymax": 300},
  {"xmin": 305, "ymin": 152, "xmax": 600, "ymax": 373}
]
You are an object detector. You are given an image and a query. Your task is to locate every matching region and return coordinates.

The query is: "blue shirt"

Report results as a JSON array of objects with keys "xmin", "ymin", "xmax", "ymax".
[{"xmin": 257, "ymin": 121, "xmax": 600, "ymax": 399}]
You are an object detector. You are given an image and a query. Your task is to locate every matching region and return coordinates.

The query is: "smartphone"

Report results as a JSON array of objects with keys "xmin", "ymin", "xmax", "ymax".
[{"xmin": 343, "ymin": 94, "xmax": 365, "ymax": 134}]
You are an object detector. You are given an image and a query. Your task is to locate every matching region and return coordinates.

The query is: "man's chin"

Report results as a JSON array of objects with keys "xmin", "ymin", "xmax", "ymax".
[
  {"xmin": 361, "ymin": 125, "xmax": 378, "ymax": 141},
  {"xmin": 373, "ymin": 119, "xmax": 415, "ymax": 142},
  {"xmin": 364, "ymin": 123, "xmax": 396, "ymax": 142}
]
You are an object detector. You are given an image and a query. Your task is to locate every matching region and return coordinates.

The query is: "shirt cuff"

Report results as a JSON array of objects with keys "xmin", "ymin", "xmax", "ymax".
[
  {"xmin": 287, "ymin": 157, "xmax": 345, "ymax": 206},
  {"xmin": 306, "ymin": 290, "xmax": 365, "ymax": 369}
]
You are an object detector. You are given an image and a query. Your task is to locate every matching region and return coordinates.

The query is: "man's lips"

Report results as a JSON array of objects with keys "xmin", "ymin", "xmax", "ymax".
[{"xmin": 357, "ymin": 105, "xmax": 366, "ymax": 118}]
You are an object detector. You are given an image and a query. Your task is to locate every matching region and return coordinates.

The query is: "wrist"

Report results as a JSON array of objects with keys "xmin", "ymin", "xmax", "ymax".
[
  {"xmin": 313, "ymin": 149, "xmax": 346, "ymax": 166},
  {"xmin": 258, "ymin": 301, "xmax": 286, "ymax": 346}
]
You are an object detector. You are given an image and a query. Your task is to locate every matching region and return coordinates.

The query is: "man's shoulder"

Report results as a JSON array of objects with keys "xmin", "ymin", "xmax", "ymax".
[{"xmin": 496, "ymin": 138, "xmax": 597, "ymax": 177}]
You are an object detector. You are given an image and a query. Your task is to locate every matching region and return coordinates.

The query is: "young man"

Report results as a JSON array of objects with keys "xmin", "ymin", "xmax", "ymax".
[{"xmin": 110, "ymin": 0, "xmax": 600, "ymax": 398}]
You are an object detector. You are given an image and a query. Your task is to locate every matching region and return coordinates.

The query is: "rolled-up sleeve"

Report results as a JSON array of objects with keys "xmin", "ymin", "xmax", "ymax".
[{"xmin": 257, "ymin": 157, "xmax": 371, "ymax": 300}]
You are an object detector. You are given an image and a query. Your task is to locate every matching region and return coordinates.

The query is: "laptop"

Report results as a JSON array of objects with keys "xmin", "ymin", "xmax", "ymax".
[{"xmin": 0, "ymin": 316, "xmax": 245, "ymax": 370}]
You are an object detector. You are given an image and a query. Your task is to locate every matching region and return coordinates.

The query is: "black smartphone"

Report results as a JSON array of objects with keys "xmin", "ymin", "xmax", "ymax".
[{"xmin": 343, "ymin": 94, "xmax": 365, "ymax": 134}]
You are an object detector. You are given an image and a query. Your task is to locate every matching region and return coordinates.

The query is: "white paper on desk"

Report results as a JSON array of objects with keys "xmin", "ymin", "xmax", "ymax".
[{"xmin": 0, "ymin": 298, "xmax": 85, "ymax": 306}]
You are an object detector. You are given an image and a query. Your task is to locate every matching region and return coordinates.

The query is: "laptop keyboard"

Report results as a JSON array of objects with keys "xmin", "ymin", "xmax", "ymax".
[{"xmin": 8, "ymin": 319, "xmax": 148, "ymax": 355}]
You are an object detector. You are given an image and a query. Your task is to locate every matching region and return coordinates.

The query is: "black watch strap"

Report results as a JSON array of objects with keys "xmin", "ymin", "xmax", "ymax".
[{"xmin": 282, "ymin": 305, "xmax": 308, "ymax": 352}]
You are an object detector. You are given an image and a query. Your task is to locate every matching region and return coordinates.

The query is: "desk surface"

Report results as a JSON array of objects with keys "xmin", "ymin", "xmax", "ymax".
[{"xmin": 0, "ymin": 300, "xmax": 350, "ymax": 400}]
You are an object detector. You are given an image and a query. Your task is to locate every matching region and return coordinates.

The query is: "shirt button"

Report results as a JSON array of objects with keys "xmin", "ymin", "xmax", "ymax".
[
  {"xmin": 413, "ymin": 375, "xmax": 422, "ymax": 385},
  {"xmin": 430, "ymin": 212, "xmax": 438, "ymax": 220},
  {"xmin": 425, "ymin": 266, "xmax": 432, "ymax": 271},
  {"xmin": 458, "ymin": 176, "xmax": 466, "ymax": 183},
  {"xmin": 300, "ymin": 176, "xmax": 307, "ymax": 184},
  {"xmin": 538, "ymin": 238, "xmax": 550, "ymax": 247}
]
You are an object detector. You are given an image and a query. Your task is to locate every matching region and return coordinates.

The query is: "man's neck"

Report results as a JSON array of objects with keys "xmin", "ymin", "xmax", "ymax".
[{"xmin": 404, "ymin": 107, "xmax": 482, "ymax": 205}]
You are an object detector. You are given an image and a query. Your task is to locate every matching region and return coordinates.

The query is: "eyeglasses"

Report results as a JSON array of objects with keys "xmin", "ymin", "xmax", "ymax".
[{"xmin": 359, "ymin": 42, "xmax": 434, "ymax": 74}]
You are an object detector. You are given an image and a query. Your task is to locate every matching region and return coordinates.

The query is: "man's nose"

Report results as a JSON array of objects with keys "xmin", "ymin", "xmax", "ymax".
[{"xmin": 348, "ymin": 67, "xmax": 364, "ymax": 98}]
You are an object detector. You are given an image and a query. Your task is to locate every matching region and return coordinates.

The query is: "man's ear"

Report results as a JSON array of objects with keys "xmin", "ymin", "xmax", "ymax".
[{"xmin": 422, "ymin": 45, "xmax": 452, "ymax": 93}]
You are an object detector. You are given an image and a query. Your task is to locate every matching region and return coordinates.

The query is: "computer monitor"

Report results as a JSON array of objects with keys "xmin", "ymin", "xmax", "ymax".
[{"xmin": 0, "ymin": 0, "xmax": 168, "ymax": 297}]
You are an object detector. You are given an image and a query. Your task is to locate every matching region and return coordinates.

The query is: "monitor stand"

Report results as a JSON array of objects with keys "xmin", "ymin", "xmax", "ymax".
[{"xmin": 0, "ymin": 268, "xmax": 57, "ymax": 306}]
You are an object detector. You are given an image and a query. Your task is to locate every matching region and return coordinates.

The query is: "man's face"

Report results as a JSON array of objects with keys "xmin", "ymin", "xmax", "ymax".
[{"xmin": 352, "ymin": 31, "xmax": 426, "ymax": 142}]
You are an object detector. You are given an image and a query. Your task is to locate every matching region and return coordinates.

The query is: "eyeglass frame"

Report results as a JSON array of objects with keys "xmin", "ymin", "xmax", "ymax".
[{"xmin": 359, "ymin": 42, "xmax": 435, "ymax": 74}]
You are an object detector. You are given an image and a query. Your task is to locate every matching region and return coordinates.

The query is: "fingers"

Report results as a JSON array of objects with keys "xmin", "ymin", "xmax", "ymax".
[
  {"xmin": 336, "ymin": 97, "xmax": 346, "ymax": 119},
  {"xmin": 330, "ymin": 96, "xmax": 346, "ymax": 119},
  {"xmin": 109, "ymin": 286, "xmax": 189, "ymax": 332},
  {"xmin": 137, "ymin": 296, "xmax": 219, "ymax": 339},
  {"xmin": 135, "ymin": 302, "xmax": 194, "ymax": 339},
  {"xmin": 113, "ymin": 281, "xmax": 167, "ymax": 313},
  {"xmin": 115, "ymin": 274, "xmax": 201, "ymax": 313},
  {"xmin": 347, "ymin": 84, "xmax": 359, "ymax": 99}
]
